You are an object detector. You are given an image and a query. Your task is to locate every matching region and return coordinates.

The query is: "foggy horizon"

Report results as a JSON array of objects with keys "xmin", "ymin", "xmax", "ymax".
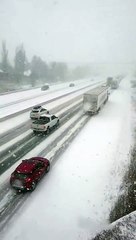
[{"xmin": 0, "ymin": 0, "xmax": 136, "ymax": 65}]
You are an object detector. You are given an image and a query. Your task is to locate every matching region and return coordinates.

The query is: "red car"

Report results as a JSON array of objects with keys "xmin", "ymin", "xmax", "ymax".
[{"xmin": 10, "ymin": 157, "xmax": 50, "ymax": 191}]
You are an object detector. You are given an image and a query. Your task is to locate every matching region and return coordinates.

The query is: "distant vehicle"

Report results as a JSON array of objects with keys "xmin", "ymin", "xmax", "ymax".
[
  {"xmin": 131, "ymin": 80, "xmax": 136, "ymax": 88},
  {"xmin": 69, "ymin": 83, "xmax": 75, "ymax": 87},
  {"xmin": 41, "ymin": 84, "xmax": 49, "ymax": 91},
  {"xmin": 83, "ymin": 86, "xmax": 109, "ymax": 114},
  {"xmin": 30, "ymin": 105, "xmax": 49, "ymax": 120},
  {"xmin": 116, "ymin": 75, "xmax": 124, "ymax": 83},
  {"xmin": 31, "ymin": 113, "xmax": 59, "ymax": 134},
  {"xmin": 111, "ymin": 80, "xmax": 119, "ymax": 89},
  {"xmin": 10, "ymin": 157, "xmax": 50, "ymax": 192},
  {"xmin": 102, "ymin": 83, "xmax": 110, "ymax": 94},
  {"xmin": 101, "ymin": 82, "xmax": 107, "ymax": 87},
  {"xmin": 107, "ymin": 77, "xmax": 113, "ymax": 86}
]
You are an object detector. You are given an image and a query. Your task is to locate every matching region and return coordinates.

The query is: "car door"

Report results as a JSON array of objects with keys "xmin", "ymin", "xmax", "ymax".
[
  {"xmin": 51, "ymin": 115, "xmax": 56, "ymax": 127},
  {"xmin": 40, "ymin": 108, "xmax": 47, "ymax": 115},
  {"xmin": 33, "ymin": 162, "xmax": 46, "ymax": 181},
  {"xmin": 37, "ymin": 162, "xmax": 46, "ymax": 179}
]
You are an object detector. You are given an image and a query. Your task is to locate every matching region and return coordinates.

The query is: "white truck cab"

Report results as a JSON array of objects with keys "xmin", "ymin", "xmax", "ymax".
[{"xmin": 31, "ymin": 114, "xmax": 59, "ymax": 134}]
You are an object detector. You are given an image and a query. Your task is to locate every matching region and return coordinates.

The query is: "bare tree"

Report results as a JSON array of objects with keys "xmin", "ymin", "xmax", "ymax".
[{"xmin": 1, "ymin": 40, "xmax": 9, "ymax": 72}]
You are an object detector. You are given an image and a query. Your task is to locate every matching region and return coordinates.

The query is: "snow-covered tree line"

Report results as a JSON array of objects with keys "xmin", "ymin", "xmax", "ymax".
[{"xmin": 0, "ymin": 41, "xmax": 91, "ymax": 87}]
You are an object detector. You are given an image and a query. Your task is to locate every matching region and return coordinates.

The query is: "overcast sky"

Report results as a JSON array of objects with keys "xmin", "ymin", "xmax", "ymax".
[{"xmin": 0, "ymin": 0, "xmax": 136, "ymax": 64}]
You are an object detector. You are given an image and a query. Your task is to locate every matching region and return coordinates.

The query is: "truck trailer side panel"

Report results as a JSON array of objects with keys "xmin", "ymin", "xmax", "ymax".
[{"xmin": 83, "ymin": 86, "xmax": 108, "ymax": 114}]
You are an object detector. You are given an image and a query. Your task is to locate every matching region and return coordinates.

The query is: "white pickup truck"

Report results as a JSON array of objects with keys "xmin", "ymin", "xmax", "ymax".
[{"xmin": 31, "ymin": 114, "xmax": 59, "ymax": 134}]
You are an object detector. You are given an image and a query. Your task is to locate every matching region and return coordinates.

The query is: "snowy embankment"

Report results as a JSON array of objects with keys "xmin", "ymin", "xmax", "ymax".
[
  {"xmin": 0, "ymin": 78, "xmax": 132, "ymax": 240},
  {"xmin": 91, "ymin": 211, "xmax": 136, "ymax": 240}
]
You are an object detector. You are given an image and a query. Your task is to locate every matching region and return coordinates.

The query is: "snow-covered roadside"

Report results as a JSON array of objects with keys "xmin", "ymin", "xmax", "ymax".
[
  {"xmin": 91, "ymin": 211, "xmax": 136, "ymax": 240},
  {"xmin": 0, "ymin": 78, "xmax": 132, "ymax": 240}
]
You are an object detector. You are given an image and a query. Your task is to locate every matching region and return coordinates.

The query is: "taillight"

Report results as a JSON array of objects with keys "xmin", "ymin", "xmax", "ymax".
[{"xmin": 26, "ymin": 178, "xmax": 31, "ymax": 182}]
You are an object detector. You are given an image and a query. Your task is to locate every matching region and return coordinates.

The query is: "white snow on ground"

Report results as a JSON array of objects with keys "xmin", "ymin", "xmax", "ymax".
[
  {"xmin": 0, "ymin": 78, "xmax": 132, "ymax": 240},
  {"xmin": 91, "ymin": 211, "xmax": 136, "ymax": 240},
  {"xmin": 0, "ymin": 130, "xmax": 31, "ymax": 153}
]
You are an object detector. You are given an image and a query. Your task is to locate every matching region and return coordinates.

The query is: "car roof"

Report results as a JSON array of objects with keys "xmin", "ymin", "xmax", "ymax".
[
  {"xmin": 85, "ymin": 86, "xmax": 108, "ymax": 96},
  {"xmin": 15, "ymin": 159, "xmax": 38, "ymax": 173},
  {"xmin": 31, "ymin": 157, "xmax": 48, "ymax": 163},
  {"xmin": 15, "ymin": 157, "xmax": 48, "ymax": 174},
  {"xmin": 32, "ymin": 105, "xmax": 42, "ymax": 109},
  {"xmin": 43, "ymin": 83, "xmax": 49, "ymax": 86}
]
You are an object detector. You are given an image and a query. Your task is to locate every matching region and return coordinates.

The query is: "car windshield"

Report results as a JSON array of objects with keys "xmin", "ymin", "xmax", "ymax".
[{"xmin": 15, "ymin": 172, "xmax": 30, "ymax": 179}]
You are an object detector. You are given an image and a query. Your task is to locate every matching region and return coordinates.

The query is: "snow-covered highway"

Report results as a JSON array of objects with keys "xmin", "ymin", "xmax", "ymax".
[{"xmin": 0, "ymin": 77, "xmax": 133, "ymax": 240}]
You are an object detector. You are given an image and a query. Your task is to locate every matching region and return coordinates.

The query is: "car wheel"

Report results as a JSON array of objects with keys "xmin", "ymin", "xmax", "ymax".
[
  {"xmin": 30, "ymin": 182, "xmax": 36, "ymax": 191},
  {"xmin": 46, "ymin": 127, "xmax": 50, "ymax": 134},
  {"xmin": 33, "ymin": 130, "xmax": 38, "ymax": 135},
  {"xmin": 96, "ymin": 107, "xmax": 100, "ymax": 114},
  {"xmin": 56, "ymin": 120, "xmax": 59, "ymax": 128},
  {"xmin": 46, "ymin": 164, "xmax": 50, "ymax": 173}
]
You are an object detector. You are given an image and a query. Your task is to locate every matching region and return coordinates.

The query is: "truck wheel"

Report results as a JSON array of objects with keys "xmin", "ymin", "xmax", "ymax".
[
  {"xmin": 97, "ymin": 108, "xmax": 100, "ymax": 114},
  {"xmin": 46, "ymin": 127, "xmax": 50, "ymax": 134},
  {"xmin": 56, "ymin": 120, "xmax": 59, "ymax": 128},
  {"xmin": 104, "ymin": 97, "xmax": 108, "ymax": 104}
]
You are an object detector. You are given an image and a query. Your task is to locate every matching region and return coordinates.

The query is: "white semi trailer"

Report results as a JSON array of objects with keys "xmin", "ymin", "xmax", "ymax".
[{"xmin": 83, "ymin": 86, "xmax": 109, "ymax": 114}]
